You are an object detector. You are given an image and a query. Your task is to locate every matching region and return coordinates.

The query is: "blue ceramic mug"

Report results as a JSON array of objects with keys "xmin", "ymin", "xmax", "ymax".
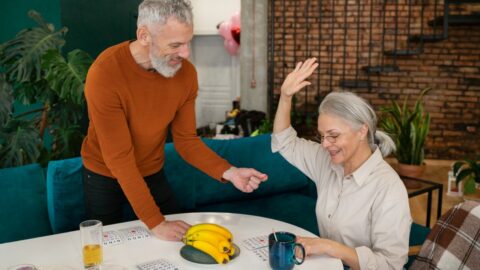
[{"xmin": 268, "ymin": 232, "xmax": 305, "ymax": 270}]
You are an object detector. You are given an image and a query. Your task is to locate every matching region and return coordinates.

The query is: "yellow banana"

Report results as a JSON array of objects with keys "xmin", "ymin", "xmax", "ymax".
[
  {"xmin": 190, "ymin": 240, "xmax": 230, "ymax": 264},
  {"xmin": 185, "ymin": 230, "xmax": 232, "ymax": 253},
  {"xmin": 186, "ymin": 223, "xmax": 233, "ymax": 242}
]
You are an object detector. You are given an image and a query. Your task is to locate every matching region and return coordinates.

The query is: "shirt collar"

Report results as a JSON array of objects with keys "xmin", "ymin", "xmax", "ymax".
[{"xmin": 350, "ymin": 147, "xmax": 383, "ymax": 186}]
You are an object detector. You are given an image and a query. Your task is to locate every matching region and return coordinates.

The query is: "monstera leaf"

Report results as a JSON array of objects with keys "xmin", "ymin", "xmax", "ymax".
[
  {"xmin": 0, "ymin": 74, "xmax": 13, "ymax": 125},
  {"xmin": 0, "ymin": 119, "xmax": 42, "ymax": 168},
  {"xmin": 0, "ymin": 10, "xmax": 91, "ymax": 168},
  {"xmin": 0, "ymin": 10, "xmax": 67, "ymax": 83},
  {"xmin": 42, "ymin": 49, "xmax": 92, "ymax": 105},
  {"xmin": 49, "ymin": 124, "xmax": 84, "ymax": 160}
]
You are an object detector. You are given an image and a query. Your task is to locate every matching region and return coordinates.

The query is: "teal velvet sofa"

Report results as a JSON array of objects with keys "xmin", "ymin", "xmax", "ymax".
[
  {"xmin": 54, "ymin": 134, "xmax": 319, "ymax": 235},
  {"xmin": 0, "ymin": 134, "xmax": 430, "ymax": 269},
  {"xmin": 0, "ymin": 134, "xmax": 318, "ymax": 243}
]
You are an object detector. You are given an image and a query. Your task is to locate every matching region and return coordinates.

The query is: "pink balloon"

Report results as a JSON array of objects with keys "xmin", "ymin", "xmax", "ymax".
[
  {"xmin": 224, "ymin": 39, "xmax": 239, "ymax": 56},
  {"xmin": 230, "ymin": 12, "xmax": 240, "ymax": 29},
  {"xmin": 219, "ymin": 21, "xmax": 233, "ymax": 40}
]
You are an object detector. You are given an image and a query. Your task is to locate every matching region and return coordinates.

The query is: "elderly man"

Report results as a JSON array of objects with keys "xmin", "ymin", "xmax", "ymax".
[{"xmin": 81, "ymin": 0, "xmax": 268, "ymax": 241}]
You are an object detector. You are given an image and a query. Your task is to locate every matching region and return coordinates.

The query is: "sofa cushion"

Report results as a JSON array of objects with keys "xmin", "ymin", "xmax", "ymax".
[
  {"xmin": 163, "ymin": 135, "xmax": 311, "ymax": 206},
  {"xmin": 163, "ymin": 143, "xmax": 197, "ymax": 211},
  {"xmin": 0, "ymin": 163, "xmax": 52, "ymax": 243},
  {"xmin": 194, "ymin": 192, "xmax": 319, "ymax": 235},
  {"xmin": 46, "ymin": 157, "xmax": 86, "ymax": 233}
]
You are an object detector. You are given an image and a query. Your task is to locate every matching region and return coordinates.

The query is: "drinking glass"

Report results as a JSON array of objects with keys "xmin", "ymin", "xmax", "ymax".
[{"xmin": 80, "ymin": 220, "xmax": 103, "ymax": 269}]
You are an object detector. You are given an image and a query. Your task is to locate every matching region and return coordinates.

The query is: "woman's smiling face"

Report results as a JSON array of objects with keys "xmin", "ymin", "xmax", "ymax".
[{"xmin": 317, "ymin": 113, "xmax": 365, "ymax": 165}]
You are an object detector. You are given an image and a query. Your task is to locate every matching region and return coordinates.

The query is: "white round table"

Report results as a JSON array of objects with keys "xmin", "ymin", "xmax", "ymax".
[{"xmin": 0, "ymin": 212, "xmax": 343, "ymax": 270}]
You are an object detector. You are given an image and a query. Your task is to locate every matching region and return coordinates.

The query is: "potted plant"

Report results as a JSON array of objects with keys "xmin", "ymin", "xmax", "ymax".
[
  {"xmin": 0, "ymin": 10, "xmax": 92, "ymax": 168},
  {"xmin": 453, "ymin": 157, "xmax": 480, "ymax": 199},
  {"xmin": 379, "ymin": 88, "xmax": 431, "ymax": 180}
]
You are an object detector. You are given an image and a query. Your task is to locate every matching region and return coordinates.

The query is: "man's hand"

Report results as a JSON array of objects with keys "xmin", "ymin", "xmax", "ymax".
[
  {"xmin": 222, "ymin": 167, "xmax": 268, "ymax": 193},
  {"xmin": 151, "ymin": 220, "xmax": 191, "ymax": 241}
]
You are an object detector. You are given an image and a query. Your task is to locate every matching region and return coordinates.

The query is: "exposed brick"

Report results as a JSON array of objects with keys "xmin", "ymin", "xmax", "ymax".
[{"xmin": 270, "ymin": 0, "xmax": 480, "ymax": 159}]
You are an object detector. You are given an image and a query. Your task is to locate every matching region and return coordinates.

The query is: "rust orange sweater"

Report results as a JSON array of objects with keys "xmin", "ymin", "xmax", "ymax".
[{"xmin": 81, "ymin": 41, "xmax": 231, "ymax": 229}]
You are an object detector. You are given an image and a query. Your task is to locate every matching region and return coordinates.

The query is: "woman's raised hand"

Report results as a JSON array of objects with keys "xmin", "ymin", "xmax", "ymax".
[{"xmin": 280, "ymin": 58, "xmax": 318, "ymax": 98}]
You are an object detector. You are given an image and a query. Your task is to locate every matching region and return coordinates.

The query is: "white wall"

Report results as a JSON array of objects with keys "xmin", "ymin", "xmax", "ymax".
[
  {"xmin": 191, "ymin": 0, "xmax": 241, "ymax": 35},
  {"xmin": 190, "ymin": 0, "xmax": 241, "ymax": 127},
  {"xmin": 191, "ymin": 36, "xmax": 240, "ymax": 128}
]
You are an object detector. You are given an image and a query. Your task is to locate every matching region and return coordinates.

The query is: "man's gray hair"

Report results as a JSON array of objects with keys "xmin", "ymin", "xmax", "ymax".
[
  {"xmin": 319, "ymin": 91, "xmax": 396, "ymax": 157},
  {"xmin": 137, "ymin": 0, "xmax": 193, "ymax": 28}
]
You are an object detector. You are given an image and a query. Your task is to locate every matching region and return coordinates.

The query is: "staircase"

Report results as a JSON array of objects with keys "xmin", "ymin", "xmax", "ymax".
[
  {"xmin": 267, "ymin": 0, "xmax": 480, "ymax": 131},
  {"xmin": 344, "ymin": 0, "xmax": 480, "ymax": 88}
]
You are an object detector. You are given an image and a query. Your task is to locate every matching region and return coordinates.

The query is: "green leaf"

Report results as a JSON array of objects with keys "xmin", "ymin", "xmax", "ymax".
[
  {"xmin": 42, "ymin": 49, "xmax": 92, "ymax": 105},
  {"xmin": 463, "ymin": 177, "xmax": 477, "ymax": 194},
  {"xmin": 49, "ymin": 124, "xmax": 84, "ymax": 159},
  {"xmin": 453, "ymin": 160, "xmax": 466, "ymax": 176},
  {"xmin": 455, "ymin": 168, "xmax": 473, "ymax": 185},
  {"xmin": 0, "ymin": 10, "xmax": 67, "ymax": 83},
  {"xmin": 0, "ymin": 119, "xmax": 42, "ymax": 167},
  {"xmin": 378, "ymin": 87, "xmax": 431, "ymax": 165},
  {"xmin": 0, "ymin": 10, "xmax": 93, "ymax": 168}
]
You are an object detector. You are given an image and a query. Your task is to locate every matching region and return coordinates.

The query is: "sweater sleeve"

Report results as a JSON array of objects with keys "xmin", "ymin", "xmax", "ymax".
[
  {"xmin": 170, "ymin": 68, "xmax": 231, "ymax": 180},
  {"xmin": 84, "ymin": 65, "xmax": 165, "ymax": 229}
]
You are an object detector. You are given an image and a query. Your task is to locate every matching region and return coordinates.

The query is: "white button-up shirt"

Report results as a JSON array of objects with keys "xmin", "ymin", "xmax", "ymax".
[{"xmin": 272, "ymin": 126, "xmax": 412, "ymax": 270}]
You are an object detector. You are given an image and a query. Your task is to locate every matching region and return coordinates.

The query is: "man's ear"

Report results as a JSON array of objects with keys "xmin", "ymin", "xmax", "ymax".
[{"xmin": 137, "ymin": 26, "xmax": 151, "ymax": 46}]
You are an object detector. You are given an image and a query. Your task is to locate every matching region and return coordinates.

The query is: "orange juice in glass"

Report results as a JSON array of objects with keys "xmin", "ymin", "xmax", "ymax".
[{"xmin": 80, "ymin": 220, "xmax": 103, "ymax": 268}]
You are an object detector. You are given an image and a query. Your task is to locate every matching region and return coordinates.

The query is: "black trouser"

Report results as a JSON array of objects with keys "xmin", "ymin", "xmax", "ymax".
[{"xmin": 83, "ymin": 167, "xmax": 181, "ymax": 226}]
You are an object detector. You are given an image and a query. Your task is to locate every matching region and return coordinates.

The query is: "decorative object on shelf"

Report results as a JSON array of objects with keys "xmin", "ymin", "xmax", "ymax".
[
  {"xmin": 0, "ymin": 10, "xmax": 92, "ymax": 168},
  {"xmin": 453, "ymin": 157, "xmax": 480, "ymax": 196},
  {"xmin": 447, "ymin": 170, "xmax": 463, "ymax": 197},
  {"xmin": 379, "ymin": 87, "xmax": 431, "ymax": 182},
  {"xmin": 218, "ymin": 12, "xmax": 241, "ymax": 56}
]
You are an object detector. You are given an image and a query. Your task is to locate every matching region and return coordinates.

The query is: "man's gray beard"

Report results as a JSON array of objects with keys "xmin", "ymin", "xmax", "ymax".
[{"xmin": 150, "ymin": 51, "xmax": 182, "ymax": 78}]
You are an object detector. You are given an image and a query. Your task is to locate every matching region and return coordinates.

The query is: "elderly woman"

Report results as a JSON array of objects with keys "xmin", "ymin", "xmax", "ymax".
[{"xmin": 272, "ymin": 58, "xmax": 412, "ymax": 270}]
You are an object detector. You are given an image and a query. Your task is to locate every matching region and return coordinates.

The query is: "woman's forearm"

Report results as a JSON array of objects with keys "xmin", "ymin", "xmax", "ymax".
[
  {"xmin": 273, "ymin": 95, "xmax": 292, "ymax": 133},
  {"xmin": 273, "ymin": 58, "xmax": 318, "ymax": 134},
  {"xmin": 328, "ymin": 241, "xmax": 360, "ymax": 270}
]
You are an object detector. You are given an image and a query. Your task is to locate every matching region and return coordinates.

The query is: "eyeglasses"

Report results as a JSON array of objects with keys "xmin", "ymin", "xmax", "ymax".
[{"xmin": 314, "ymin": 132, "xmax": 340, "ymax": 144}]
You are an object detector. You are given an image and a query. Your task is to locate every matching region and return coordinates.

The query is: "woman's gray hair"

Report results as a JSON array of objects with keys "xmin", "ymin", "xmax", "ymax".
[
  {"xmin": 319, "ymin": 91, "xmax": 396, "ymax": 157},
  {"xmin": 137, "ymin": 0, "xmax": 193, "ymax": 28}
]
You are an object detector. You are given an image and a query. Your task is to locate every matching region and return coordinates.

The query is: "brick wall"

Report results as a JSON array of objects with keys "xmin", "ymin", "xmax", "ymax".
[{"xmin": 268, "ymin": 0, "xmax": 480, "ymax": 160}]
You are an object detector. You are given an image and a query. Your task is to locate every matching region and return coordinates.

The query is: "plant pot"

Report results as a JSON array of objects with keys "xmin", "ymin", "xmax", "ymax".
[
  {"xmin": 463, "ymin": 189, "xmax": 480, "ymax": 202},
  {"xmin": 397, "ymin": 163, "xmax": 426, "ymax": 178},
  {"xmin": 397, "ymin": 163, "xmax": 425, "ymax": 189}
]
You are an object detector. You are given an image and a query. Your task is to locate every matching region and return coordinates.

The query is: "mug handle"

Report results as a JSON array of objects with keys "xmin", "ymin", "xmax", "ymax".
[{"xmin": 292, "ymin": 243, "xmax": 305, "ymax": 265}]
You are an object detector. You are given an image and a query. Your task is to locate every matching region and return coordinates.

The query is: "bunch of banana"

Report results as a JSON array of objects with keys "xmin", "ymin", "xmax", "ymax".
[{"xmin": 183, "ymin": 223, "xmax": 235, "ymax": 264}]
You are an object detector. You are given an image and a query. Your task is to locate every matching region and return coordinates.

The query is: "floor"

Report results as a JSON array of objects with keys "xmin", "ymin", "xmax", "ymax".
[{"xmin": 387, "ymin": 159, "xmax": 465, "ymax": 228}]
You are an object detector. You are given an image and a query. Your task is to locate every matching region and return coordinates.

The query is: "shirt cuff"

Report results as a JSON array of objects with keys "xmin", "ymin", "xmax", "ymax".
[
  {"xmin": 355, "ymin": 246, "xmax": 376, "ymax": 270},
  {"xmin": 271, "ymin": 126, "xmax": 297, "ymax": 152}
]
